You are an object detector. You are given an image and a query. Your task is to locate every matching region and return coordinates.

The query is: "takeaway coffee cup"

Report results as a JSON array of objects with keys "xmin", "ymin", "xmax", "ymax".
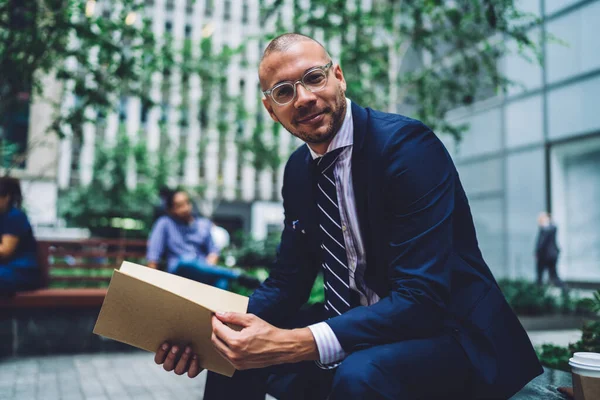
[{"xmin": 569, "ymin": 352, "xmax": 600, "ymax": 400}]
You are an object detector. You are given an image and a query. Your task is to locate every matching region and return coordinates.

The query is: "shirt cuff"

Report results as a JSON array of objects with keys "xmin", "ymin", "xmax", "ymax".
[{"xmin": 307, "ymin": 322, "xmax": 347, "ymax": 367}]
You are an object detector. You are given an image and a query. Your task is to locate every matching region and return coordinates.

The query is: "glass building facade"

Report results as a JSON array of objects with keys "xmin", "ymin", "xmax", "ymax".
[{"xmin": 445, "ymin": 0, "xmax": 600, "ymax": 284}]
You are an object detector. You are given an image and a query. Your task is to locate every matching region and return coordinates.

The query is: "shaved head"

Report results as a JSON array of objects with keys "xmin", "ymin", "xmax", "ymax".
[
  {"xmin": 257, "ymin": 32, "xmax": 347, "ymax": 155},
  {"xmin": 259, "ymin": 33, "xmax": 331, "ymax": 89}
]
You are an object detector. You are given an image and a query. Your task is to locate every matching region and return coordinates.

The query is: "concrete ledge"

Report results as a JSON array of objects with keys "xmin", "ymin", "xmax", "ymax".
[
  {"xmin": 519, "ymin": 314, "xmax": 595, "ymax": 331},
  {"xmin": 510, "ymin": 367, "xmax": 571, "ymax": 399}
]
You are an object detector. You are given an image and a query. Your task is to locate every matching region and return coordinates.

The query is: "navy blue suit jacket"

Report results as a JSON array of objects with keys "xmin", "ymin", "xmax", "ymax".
[{"xmin": 248, "ymin": 102, "xmax": 542, "ymax": 398}]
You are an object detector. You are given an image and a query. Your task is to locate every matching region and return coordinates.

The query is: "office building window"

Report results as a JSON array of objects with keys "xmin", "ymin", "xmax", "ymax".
[
  {"xmin": 160, "ymin": 103, "xmax": 169, "ymax": 124},
  {"xmin": 205, "ymin": 0, "xmax": 213, "ymax": 17},
  {"xmin": 119, "ymin": 97, "xmax": 128, "ymax": 122},
  {"xmin": 185, "ymin": 24, "xmax": 192, "ymax": 38},
  {"xmin": 242, "ymin": 0, "xmax": 249, "ymax": 24},
  {"xmin": 185, "ymin": 0, "xmax": 193, "ymax": 13},
  {"xmin": 224, "ymin": 0, "xmax": 231, "ymax": 21},
  {"xmin": 69, "ymin": 134, "xmax": 83, "ymax": 186},
  {"xmin": 140, "ymin": 101, "xmax": 149, "ymax": 124},
  {"xmin": 165, "ymin": 21, "xmax": 172, "ymax": 33}
]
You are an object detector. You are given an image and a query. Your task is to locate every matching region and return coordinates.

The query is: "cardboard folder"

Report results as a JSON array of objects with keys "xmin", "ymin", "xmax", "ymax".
[{"xmin": 93, "ymin": 261, "xmax": 249, "ymax": 377}]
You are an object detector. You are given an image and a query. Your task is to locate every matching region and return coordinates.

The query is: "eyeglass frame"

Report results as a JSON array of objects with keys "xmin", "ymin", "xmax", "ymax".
[{"xmin": 262, "ymin": 61, "xmax": 334, "ymax": 106}]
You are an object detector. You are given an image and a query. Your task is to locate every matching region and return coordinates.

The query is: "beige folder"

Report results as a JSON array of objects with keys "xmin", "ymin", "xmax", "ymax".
[{"xmin": 93, "ymin": 261, "xmax": 249, "ymax": 377}]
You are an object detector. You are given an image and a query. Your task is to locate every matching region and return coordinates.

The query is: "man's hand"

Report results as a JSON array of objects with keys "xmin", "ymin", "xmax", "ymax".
[
  {"xmin": 211, "ymin": 312, "xmax": 319, "ymax": 370},
  {"xmin": 557, "ymin": 387, "xmax": 574, "ymax": 398},
  {"xmin": 154, "ymin": 343, "xmax": 203, "ymax": 378}
]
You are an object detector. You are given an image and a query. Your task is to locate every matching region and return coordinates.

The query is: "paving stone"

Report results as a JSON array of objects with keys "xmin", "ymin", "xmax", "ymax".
[{"xmin": 1, "ymin": 352, "xmax": 567, "ymax": 400}]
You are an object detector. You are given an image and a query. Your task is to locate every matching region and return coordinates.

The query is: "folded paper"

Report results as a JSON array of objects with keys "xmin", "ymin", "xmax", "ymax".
[{"xmin": 93, "ymin": 261, "xmax": 249, "ymax": 377}]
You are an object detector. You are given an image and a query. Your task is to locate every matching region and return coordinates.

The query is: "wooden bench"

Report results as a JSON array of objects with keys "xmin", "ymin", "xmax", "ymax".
[
  {"xmin": 0, "ymin": 238, "xmax": 147, "ymax": 308},
  {"xmin": 0, "ymin": 238, "xmax": 148, "ymax": 356}
]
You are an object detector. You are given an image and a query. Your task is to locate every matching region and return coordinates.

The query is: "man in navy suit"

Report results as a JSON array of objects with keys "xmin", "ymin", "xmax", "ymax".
[{"xmin": 155, "ymin": 33, "xmax": 542, "ymax": 399}]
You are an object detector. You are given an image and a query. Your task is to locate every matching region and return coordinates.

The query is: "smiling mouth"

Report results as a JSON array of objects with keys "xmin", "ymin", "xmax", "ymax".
[{"xmin": 297, "ymin": 111, "xmax": 325, "ymax": 124}]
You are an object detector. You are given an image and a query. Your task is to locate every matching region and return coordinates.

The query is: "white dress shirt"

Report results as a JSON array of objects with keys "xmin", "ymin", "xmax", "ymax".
[{"xmin": 306, "ymin": 98, "xmax": 380, "ymax": 366}]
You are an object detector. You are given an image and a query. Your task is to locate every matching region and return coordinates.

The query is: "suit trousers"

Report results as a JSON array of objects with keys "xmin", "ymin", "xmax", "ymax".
[
  {"xmin": 204, "ymin": 304, "xmax": 474, "ymax": 400},
  {"xmin": 536, "ymin": 258, "xmax": 565, "ymax": 288}
]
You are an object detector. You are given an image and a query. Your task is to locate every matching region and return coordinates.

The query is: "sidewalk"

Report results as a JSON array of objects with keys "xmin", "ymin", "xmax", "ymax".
[
  {"xmin": 528, "ymin": 329, "xmax": 581, "ymax": 348},
  {"xmin": 0, "ymin": 329, "xmax": 577, "ymax": 400},
  {"xmin": 0, "ymin": 351, "xmax": 206, "ymax": 400}
]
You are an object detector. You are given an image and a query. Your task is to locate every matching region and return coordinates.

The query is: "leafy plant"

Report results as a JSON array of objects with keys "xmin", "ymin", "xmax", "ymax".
[
  {"xmin": 498, "ymin": 279, "xmax": 558, "ymax": 316},
  {"xmin": 536, "ymin": 344, "xmax": 572, "ymax": 372},
  {"xmin": 58, "ymin": 127, "xmax": 180, "ymax": 238},
  {"xmin": 226, "ymin": 232, "xmax": 281, "ymax": 269},
  {"xmin": 537, "ymin": 291, "xmax": 600, "ymax": 372},
  {"xmin": 263, "ymin": 0, "xmax": 541, "ymax": 142},
  {"xmin": 0, "ymin": 0, "xmax": 162, "ymax": 143},
  {"xmin": 225, "ymin": 231, "xmax": 324, "ymax": 304}
]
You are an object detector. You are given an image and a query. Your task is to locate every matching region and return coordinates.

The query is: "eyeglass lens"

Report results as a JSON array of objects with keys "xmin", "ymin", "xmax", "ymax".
[{"xmin": 271, "ymin": 69, "xmax": 328, "ymax": 104}]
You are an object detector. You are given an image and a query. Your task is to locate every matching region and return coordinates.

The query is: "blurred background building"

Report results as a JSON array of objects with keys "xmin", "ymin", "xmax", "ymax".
[
  {"xmin": 445, "ymin": 0, "xmax": 600, "ymax": 284},
  {"xmin": 16, "ymin": 0, "xmax": 296, "ymax": 240},
  {"xmin": 10, "ymin": 0, "xmax": 600, "ymax": 284}
]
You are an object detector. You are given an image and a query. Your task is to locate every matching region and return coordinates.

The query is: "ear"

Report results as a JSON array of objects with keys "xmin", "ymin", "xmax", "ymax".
[
  {"xmin": 333, "ymin": 64, "xmax": 347, "ymax": 92},
  {"xmin": 262, "ymin": 97, "xmax": 280, "ymax": 123}
]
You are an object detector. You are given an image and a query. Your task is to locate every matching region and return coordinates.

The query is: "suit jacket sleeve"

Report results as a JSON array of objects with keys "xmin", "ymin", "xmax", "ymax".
[
  {"xmin": 327, "ymin": 122, "xmax": 457, "ymax": 350},
  {"xmin": 246, "ymin": 161, "xmax": 319, "ymax": 325}
]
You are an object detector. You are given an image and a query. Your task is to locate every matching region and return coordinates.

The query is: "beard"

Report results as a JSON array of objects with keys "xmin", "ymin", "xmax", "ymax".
[{"xmin": 278, "ymin": 87, "xmax": 347, "ymax": 145}]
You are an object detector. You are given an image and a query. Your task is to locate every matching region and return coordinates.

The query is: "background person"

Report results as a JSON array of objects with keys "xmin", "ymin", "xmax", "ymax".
[
  {"xmin": 146, "ymin": 188, "xmax": 255, "ymax": 290},
  {"xmin": 0, "ymin": 176, "xmax": 40, "ymax": 293},
  {"xmin": 535, "ymin": 211, "xmax": 565, "ymax": 288}
]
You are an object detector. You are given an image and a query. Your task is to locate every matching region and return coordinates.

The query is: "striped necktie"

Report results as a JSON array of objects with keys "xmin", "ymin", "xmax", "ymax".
[{"xmin": 314, "ymin": 147, "xmax": 354, "ymax": 318}]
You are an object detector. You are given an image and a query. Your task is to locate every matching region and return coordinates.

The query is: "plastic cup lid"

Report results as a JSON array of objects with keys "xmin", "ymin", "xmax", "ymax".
[{"xmin": 570, "ymin": 353, "xmax": 600, "ymax": 370}]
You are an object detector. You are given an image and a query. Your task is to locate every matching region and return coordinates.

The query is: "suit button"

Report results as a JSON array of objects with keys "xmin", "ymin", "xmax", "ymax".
[{"xmin": 342, "ymin": 225, "xmax": 347, "ymax": 232}]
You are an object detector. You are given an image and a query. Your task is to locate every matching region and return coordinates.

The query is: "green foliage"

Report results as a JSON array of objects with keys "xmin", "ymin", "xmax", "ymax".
[
  {"xmin": 263, "ymin": 0, "xmax": 541, "ymax": 142},
  {"xmin": 309, "ymin": 273, "xmax": 325, "ymax": 305},
  {"xmin": 537, "ymin": 290, "xmax": 600, "ymax": 372},
  {"xmin": 536, "ymin": 344, "xmax": 572, "ymax": 372},
  {"xmin": 0, "ymin": 139, "xmax": 21, "ymax": 169},
  {"xmin": 224, "ymin": 231, "xmax": 325, "ymax": 304},
  {"xmin": 498, "ymin": 279, "xmax": 599, "ymax": 317},
  {"xmin": 225, "ymin": 232, "xmax": 325, "ymax": 304},
  {"xmin": 497, "ymin": 279, "xmax": 559, "ymax": 316},
  {"xmin": 58, "ymin": 128, "xmax": 179, "ymax": 238},
  {"xmin": 227, "ymin": 232, "xmax": 281, "ymax": 269},
  {"xmin": 1, "ymin": 0, "xmax": 164, "ymax": 143}
]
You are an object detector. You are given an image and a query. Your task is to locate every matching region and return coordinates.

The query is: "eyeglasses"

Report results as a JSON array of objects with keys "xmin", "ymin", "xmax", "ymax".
[{"xmin": 263, "ymin": 61, "xmax": 333, "ymax": 106}]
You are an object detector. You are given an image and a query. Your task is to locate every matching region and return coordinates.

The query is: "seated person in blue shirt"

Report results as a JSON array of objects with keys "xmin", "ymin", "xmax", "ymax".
[
  {"xmin": 146, "ymin": 189, "xmax": 242, "ymax": 289},
  {"xmin": 0, "ymin": 177, "xmax": 40, "ymax": 293}
]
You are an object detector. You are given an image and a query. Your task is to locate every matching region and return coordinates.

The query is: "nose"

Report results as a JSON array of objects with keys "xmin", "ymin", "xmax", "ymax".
[{"xmin": 293, "ymin": 82, "xmax": 317, "ymax": 108}]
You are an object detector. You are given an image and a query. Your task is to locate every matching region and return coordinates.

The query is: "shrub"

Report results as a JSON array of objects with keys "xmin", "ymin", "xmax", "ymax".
[
  {"xmin": 226, "ymin": 232, "xmax": 280, "ymax": 269},
  {"xmin": 497, "ymin": 279, "xmax": 558, "ymax": 316},
  {"xmin": 537, "ymin": 291, "xmax": 600, "ymax": 372}
]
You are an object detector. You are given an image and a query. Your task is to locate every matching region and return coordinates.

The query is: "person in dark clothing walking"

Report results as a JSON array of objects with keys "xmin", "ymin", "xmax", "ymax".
[{"xmin": 535, "ymin": 212, "xmax": 565, "ymax": 287}]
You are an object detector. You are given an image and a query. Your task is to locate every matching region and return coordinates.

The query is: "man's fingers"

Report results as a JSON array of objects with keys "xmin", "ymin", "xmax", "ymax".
[
  {"xmin": 154, "ymin": 342, "xmax": 170, "ymax": 365},
  {"xmin": 557, "ymin": 387, "xmax": 574, "ymax": 398},
  {"xmin": 214, "ymin": 311, "xmax": 254, "ymax": 327},
  {"xmin": 188, "ymin": 355, "xmax": 203, "ymax": 378},
  {"xmin": 163, "ymin": 345, "xmax": 181, "ymax": 372},
  {"xmin": 211, "ymin": 332, "xmax": 235, "ymax": 362},
  {"xmin": 174, "ymin": 346, "xmax": 192, "ymax": 375},
  {"xmin": 212, "ymin": 315, "xmax": 237, "ymax": 345}
]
